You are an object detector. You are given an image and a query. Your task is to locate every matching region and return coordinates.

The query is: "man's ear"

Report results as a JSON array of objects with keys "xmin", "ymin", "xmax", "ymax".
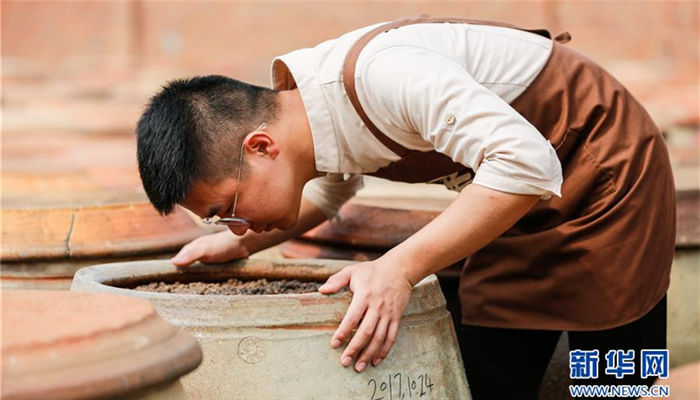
[{"xmin": 244, "ymin": 132, "xmax": 280, "ymax": 160}]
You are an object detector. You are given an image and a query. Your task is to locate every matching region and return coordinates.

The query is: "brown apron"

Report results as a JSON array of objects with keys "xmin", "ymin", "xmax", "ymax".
[{"xmin": 342, "ymin": 15, "xmax": 676, "ymax": 330}]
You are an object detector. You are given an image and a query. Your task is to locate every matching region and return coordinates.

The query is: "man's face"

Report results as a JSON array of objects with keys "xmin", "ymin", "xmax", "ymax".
[{"xmin": 181, "ymin": 165, "xmax": 303, "ymax": 236}]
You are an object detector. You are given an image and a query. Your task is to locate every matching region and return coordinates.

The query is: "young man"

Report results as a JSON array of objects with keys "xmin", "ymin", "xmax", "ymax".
[{"xmin": 136, "ymin": 15, "xmax": 675, "ymax": 399}]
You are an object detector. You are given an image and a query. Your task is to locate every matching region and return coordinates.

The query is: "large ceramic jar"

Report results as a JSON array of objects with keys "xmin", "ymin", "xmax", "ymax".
[{"xmin": 71, "ymin": 258, "xmax": 472, "ymax": 399}]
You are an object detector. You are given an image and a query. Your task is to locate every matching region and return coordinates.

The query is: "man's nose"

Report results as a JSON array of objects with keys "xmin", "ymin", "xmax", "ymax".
[{"xmin": 228, "ymin": 223, "xmax": 250, "ymax": 236}]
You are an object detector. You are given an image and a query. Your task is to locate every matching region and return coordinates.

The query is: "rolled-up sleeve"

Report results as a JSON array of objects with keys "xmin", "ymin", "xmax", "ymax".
[
  {"xmin": 302, "ymin": 174, "xmax": 364, "ymax": 219},
  {"xmin": 358, "ymin": 45, "xmax": 562, "ymax": 199}
]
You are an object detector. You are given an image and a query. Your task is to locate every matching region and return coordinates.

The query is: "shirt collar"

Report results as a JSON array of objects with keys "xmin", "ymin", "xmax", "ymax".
[{"xmin": 270, "ymin": 49, "xmax": 339, "ymax": 173}]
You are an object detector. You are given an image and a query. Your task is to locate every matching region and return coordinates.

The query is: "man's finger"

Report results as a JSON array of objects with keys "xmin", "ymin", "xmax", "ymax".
[
  {"xmin": 341, "ymin": 309, "xmax": 379, "ymax": 369},
  {"xmin": 355, "ymin": 317, "xmax": 388, "ymax": 372},
  {"xmin": 171, "ymin": 245, "xmax": 199, "ymax": 266},
  {"xmin": 331, "ymin": 295, "xmax": 367, "ymax": 348},
  {"xmin": 319, "ymin": 267, "xmax": 351, "ymax": 294},
  {"xmin": 373, "ymin": 320, "xmax": 400, "ymax": 367}
]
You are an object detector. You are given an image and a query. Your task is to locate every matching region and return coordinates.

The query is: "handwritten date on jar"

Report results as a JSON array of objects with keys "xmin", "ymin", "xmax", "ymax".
[{"xmin": 367, "ymin": 372, "xmax": 434, "ymax": 399}]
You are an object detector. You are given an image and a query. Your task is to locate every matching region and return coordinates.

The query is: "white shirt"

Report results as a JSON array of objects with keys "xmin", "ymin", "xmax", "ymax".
[{"xmin": 270, "ymin": 21, "xmax": 563, "ymax": 218}]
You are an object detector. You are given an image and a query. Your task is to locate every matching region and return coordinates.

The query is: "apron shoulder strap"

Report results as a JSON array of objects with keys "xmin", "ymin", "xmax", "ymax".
[{"xmin": 342, "ymin": 14, "xmax": 570, "ymax": 157}]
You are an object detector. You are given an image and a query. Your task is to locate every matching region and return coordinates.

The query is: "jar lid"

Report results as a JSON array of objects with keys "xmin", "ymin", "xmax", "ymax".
[
  {"xmin": 2, "ymin": 204, "xmax": 206, "ymax": 261},
  {"xmin": 300, "ymin": 198, "xmax": 450, "ymax": 249},
  {"xmin": 1, "ymin": 290, "xmax": 202, "ymax": 399},
  {"xmin": 279, "ymin": 239, "xmax": 382, "ymax": 261}
]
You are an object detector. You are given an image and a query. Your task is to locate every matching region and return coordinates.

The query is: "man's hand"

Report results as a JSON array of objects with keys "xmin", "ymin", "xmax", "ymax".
[
  {"xmin": 316, "ymin": 184, "xmax": 542, "ymax": 374},
  {"xmin": 318, "ymin": 258, "xmax": 413, "ymax": 373},
  {"xmin": 171, "ymin": 230, "xmax": 250, "ymax": 266}
]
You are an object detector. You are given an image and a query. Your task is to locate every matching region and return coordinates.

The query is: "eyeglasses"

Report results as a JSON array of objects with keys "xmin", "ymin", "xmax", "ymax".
[{"xmin": 203, "ymin": 122, "xmax": 266, "ymax": 227}]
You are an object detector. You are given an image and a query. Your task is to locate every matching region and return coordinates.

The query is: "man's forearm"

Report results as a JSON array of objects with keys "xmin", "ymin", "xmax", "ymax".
[
  {"xmin": 383, "ymin": 184, "xmax": 541, "ymax": 285},
  {"xmin": 241, "ymin": 197, "xmax": 328, "ymax": 254}
]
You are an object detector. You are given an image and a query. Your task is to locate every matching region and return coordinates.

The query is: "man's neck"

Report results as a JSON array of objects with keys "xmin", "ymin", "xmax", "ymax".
[{"xmin": 271, "ymin": 88, "xmax": 321, "ymax": 183}]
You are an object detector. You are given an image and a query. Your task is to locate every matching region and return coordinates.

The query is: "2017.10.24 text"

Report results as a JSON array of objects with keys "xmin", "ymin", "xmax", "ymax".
[{"xmin": 367, "ymin": 372, "xmax": 434, "ymax": 399}]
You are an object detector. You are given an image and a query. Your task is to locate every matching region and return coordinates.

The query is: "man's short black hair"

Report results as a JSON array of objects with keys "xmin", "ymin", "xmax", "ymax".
[{"xmin": 136, "ymin": 75, "xmax": 278, "ymax": 215}]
